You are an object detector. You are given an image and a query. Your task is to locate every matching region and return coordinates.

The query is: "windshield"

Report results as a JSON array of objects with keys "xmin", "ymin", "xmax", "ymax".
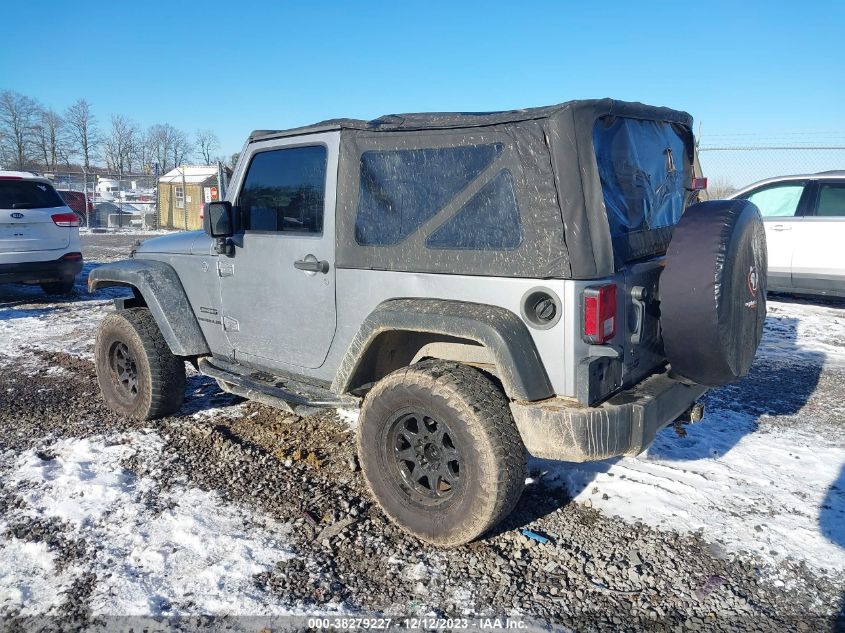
[
  {"xmin": 593, "ymin": 116, "xmax": 692, "ymax": 259},
  {"xmin": 0, "ymin": 179, "xmax": 65, "ymax": 210}
]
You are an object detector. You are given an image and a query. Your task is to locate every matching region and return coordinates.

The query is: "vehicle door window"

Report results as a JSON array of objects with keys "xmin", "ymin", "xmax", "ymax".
[
  {"xmin": 238, "ymin": 145, "xmax": 327, "ymax": 233},
  {"xmin": 814, "ymin": 183, "xmax": 845, "ymax": 217},
  {"xmin": 742, "ymin": 182, "xmax": 806, "ymax": 218}
]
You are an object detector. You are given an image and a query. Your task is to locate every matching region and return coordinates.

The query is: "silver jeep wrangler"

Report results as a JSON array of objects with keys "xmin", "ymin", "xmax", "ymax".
[{"xmin": 89, "ymin": 99, "xmax": 767, "ymax": 546}]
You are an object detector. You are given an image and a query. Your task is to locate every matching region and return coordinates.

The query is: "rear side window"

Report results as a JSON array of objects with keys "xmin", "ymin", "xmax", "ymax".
[
  {"xmin": 742, "ymin": 183, "xmax": 806, "ymax": 218},
  {"xmin": 815, "ymin": 183, "xmax": 845, "ymax": 217},
  {"xmin": 238, "ymin": 145, "xmax": 327, "ymax": 233},
  {"xmin": 426, "ymin": 170, "xmax": 522, "ymax": 250},
  {"xmin": 355, "ymin": 144, "xmax": 503, "ymax": 246},
  {"xmin": 0, "ymin": 180, "xmax": 65, "ymax": 209},
  {"xmin": 593, "ymin": 117, "xmax": 690, "ymax": 238}
]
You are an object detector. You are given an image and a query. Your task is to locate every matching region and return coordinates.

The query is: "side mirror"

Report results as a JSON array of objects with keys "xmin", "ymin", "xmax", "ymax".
[{"xmin": 204, "ymin": 201, "xmax": 234, "ymax": 238}]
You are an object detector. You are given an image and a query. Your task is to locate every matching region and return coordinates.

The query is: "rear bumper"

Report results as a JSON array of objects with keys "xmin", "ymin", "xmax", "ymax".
[
  {"xmin": 0, "ymin": 253, "xmax": 83, "ymax": 284},
  {"xmin": 510, "ymin": 370, "xmax": 708, "ymax": 462}
]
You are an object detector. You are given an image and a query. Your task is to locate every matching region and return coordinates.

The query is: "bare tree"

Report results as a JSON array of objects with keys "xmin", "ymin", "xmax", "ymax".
[
  {"xmin": 149, "ymin": 124, "xmax": 172, "ymax": 171},
  {"xmin": 703, "ymin": 176, "xmax": 737, "ymax": 200},
  {"xmin": 147, "ymin": 124, "xmax": 172, "ymax": 172},
  {"xmin": 171, "ymin": 127, "xmax": 193, "ymax": 168},
  {"xmin": 195, "ymin": 129, "xmax": 220, "ymax": 165},
  {"xmin": 103, "ymin": 115, "xmax": 138, "ymax": 173},
  {"xmin": 131, "ymin": 129, "xmax": 156, "ymax": 174},
  {"xmin": 0, "ymin": 90, "xmax": 41, "ymax": 170},
  {"xmin": 33, "ymin": 108, "xmax": 67, "ymax": 170},
  {"xmin": 147, "ymin": 123, "xmax": 191, "ymax": 171},
  {"xmin": 65, "ymin": 99, "xmax": 99, "ymax": 170}
]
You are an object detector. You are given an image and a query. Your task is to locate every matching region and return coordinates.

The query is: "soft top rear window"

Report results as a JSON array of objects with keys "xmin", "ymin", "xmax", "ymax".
[
  {"xmin": 0, "ymin": 180, "xmax": 65, "ymax": 210},
  {"xmin": 593, "ymin": 116, "xmax": 691, "ymax": 259}
]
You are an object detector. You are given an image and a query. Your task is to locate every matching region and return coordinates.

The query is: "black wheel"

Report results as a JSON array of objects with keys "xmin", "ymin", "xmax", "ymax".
[
  {"xmin": 94, "ymin": 308, "xmax": 186, "ymax": 419},
  {"xmin": 357, "ymin": 360, "xmax": 526, "ymax": 546},
  {"xmin": 40, "ymin": 279, "xmax": 75, "ymax": 295}
]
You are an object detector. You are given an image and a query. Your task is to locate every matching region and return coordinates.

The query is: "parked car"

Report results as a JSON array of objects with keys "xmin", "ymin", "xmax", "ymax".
[
  {"xmin": 56, "ymin": 189, "xmax": 94, "ymax": 222},
  {"xmin": 730, "ymin": 171, "xmax": 845, "ymax": 298},
  {"xmin": 88, "ymin": 99, "xmax": 767, "ymax": 546},
  {"xmin": 0, "ymin": 171, "xmax": 83, "ymax": 295}
]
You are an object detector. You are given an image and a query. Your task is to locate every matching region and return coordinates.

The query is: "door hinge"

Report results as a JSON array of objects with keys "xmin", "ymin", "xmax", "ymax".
[
  {"xmin": 222, "ymin": 316, "xmax": 239, "ymax": 332},
  {"xmin": 217, "ymin": 262, "xmax": 234, "ymax": 277}
]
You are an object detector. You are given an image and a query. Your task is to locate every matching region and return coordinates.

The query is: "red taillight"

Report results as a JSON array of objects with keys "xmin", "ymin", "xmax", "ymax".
[
  {"xmin": 51, "ymin": 212, "xmax": 80, "ymax": 227},
  {"xmin": 691, "ymin": 177, "xmax": 708, "ymax": 191},
  {"xmin": 583, "ymin": 284, "xmax": 617, "ymax": 344},
  {"xmin": 60, "ymin": 252, "xmax": 82, "ymax": 261}
]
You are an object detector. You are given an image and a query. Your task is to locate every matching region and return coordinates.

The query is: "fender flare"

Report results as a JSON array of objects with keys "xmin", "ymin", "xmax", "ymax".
[
  {"xmin": 88, "ymin": 259, "xmax": 210, "ymax": 357},
  {"xmin": 332, "ymin": 298, "xmax": 553, "ymax": 402}
]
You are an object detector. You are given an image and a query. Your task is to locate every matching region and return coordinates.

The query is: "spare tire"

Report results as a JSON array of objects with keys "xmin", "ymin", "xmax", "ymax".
[{"xmin": 660, "ymin": 199, "xmax": 767, "ymax": 386}]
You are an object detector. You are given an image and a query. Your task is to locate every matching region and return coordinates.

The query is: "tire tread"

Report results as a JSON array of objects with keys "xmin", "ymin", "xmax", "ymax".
[
  {"xmin": 94, "ymin": 307, "xmax": 185, "ymax": 419},
  {"xmin": 358, "ymin": 360, "xmax": 526, "ymax": 546}
]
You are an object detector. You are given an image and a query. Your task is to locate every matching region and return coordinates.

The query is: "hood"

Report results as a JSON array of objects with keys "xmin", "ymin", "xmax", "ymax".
[{"xmin": 134, "ymin": 230, "xmax": 211, "ymax": 256}]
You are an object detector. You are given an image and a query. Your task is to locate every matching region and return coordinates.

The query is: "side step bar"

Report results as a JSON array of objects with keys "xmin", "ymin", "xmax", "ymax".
[{"xmin": 198, "ymin": 357, "xmax": 360, "ymax": 416}]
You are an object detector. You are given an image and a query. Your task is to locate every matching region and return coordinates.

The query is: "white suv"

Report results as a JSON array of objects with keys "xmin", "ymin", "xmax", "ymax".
[
  {"xmin": 730, "ymin": 171, "xmax": 845, "ymax": 298},
  {"xmin": 0, "ymin": 171, "xmax": 83, "ymax": 295}
]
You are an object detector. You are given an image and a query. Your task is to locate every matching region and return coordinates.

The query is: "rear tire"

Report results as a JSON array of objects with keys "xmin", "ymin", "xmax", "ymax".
[
  {"xmin": 94, "ymin": 308, "xmax": 186, "ymax": 419},
  {"xmin": 357, "ymin": 360, "xmax": 526, "ymax": 547},
  {"xmin": 40, "ymin": 279, "xmax": 75, "ymax": 296}
]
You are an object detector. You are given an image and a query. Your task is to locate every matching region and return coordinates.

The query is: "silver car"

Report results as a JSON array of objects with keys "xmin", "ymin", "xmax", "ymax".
[{"xmin": 87, "ymin": 99, "xmax": 767, "ymax": 546}]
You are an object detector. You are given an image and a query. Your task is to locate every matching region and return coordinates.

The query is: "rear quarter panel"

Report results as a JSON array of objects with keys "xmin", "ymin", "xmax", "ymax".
[{"xmin": 319, "ymin": 269, "xmax": 593, "ymax": 398}]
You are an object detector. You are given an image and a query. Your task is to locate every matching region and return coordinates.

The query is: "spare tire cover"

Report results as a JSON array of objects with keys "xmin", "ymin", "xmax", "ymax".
[{"xmin": 660, "ymin": 199, "xmax": 767, "ymax": 386}]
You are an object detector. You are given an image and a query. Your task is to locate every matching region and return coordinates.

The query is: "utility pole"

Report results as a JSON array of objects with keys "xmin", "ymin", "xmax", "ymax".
[
  {"xmin": 217, "ymin": 160, "xmax": 228, "ymax": 200},
  {"xmin": 83, "ymin": 169, "xmax": 90, "ymax": 229},
  {"xmin": 154, "ymin": 162, "xmax": 160, "ymax": 230},
  {"xmin": 181, "ymin": 165, "xmax": 188, "ymax": 231}
]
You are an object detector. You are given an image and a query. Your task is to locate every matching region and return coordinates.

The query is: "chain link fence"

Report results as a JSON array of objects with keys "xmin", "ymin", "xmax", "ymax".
[
  {"xmin": 698, "ymin": 146, "xmax": 845, "ymax": 198},
  {"xmin": 45, "ymin": 171, "xmax": 159, "ymax": 230},
  {"xmin": 43, "ymin": 166, "xmax": 229, "ymax": 232}
]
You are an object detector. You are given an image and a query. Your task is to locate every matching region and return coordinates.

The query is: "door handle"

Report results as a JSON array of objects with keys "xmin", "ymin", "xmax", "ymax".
[
  {"xmin": 771, "ymin": 225, "xmax": 792, "ymax": 231},
  {"xmin": 294, "ymin": 255, "xmax": 330, "ymax": 274}
]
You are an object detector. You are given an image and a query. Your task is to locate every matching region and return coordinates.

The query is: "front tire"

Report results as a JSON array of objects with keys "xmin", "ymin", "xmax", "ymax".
[
  {"xmin": 94, "ymin": 308, "xmax": 186, "ymax": 419},
  {"xmin": 357, "ymin": 360, "xmax": 526, "ymax": 547}
]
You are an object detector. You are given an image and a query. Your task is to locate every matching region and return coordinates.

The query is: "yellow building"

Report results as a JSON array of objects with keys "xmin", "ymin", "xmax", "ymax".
[{"xmin": 158, "ymin": 165, "xmax": 229, "ymax": 230}]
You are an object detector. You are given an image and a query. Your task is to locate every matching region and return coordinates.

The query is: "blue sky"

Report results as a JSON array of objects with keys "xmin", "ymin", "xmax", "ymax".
[{"xmin": 3, "ymin": 0, "xmax": 843, "ymax": 162}]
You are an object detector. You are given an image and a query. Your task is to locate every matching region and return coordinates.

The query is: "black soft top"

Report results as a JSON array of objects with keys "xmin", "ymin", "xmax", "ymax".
[
  {"xmin": 247, "ymin": 99, "xmax": 695, "ymax": 279},
  {"xmin": 249, "ymin": 98, "xmax": 692, "ymax": 143}
]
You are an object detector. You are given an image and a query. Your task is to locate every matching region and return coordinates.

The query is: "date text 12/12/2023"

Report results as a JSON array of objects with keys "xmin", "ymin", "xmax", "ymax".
[{"xmin": 306, "ymin": 617, "xmax": 528, "ymax": 630}]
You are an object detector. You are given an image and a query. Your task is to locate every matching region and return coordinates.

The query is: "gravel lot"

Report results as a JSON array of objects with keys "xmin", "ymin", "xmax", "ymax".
[{"xmin": 0, "ymin": 230, "xmax": 843, "ymax": 631}]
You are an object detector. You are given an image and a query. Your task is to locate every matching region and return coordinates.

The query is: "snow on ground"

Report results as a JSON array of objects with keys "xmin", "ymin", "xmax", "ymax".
[
  {"xmin": 78, "ymin": 229, "xmax": 172, "ymax": 236},
  {"xmin": 0, "ymin": 431, "xmax": 295, "ymax": 616},
  {"xmin": 2, "ymin": 245, "xmax": 844, "ymax": 611},
  {"xmin": 763, "ymin": 298, "xmax": 845, "ymax": 366},
  {"xmin": 0, "ymin": 537, "xmax": 63, "ymax": 613},
  {"xmin": 0, "ymin": 297, "xmax": 111, "ymax": 367},
  {"xmin": 0, "ymin": 262, "xmax": 129, "ymax": 370},
  {"xmin": 541, "ymin": 418, "xmax": 845, "ymax": 576},
  {"xmin": 538, "ymin": 297, "xmax": 845, "ymax": 580}
]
